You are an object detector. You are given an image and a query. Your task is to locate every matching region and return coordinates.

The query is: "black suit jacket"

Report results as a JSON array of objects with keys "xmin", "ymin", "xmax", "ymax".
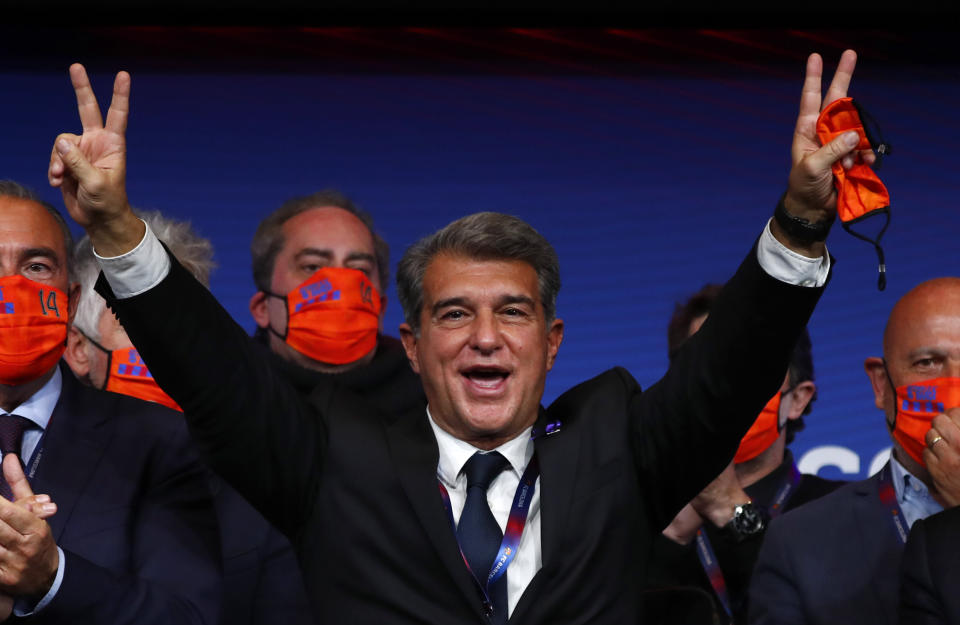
[
  {"xmin": 750, "ymin": 465, "xmax": 904, "ymax": 625},
  {"xmin": 20, "ymin": 365, "xmax": 221, "ymax": 624},
  {"xmin": 899, "ymin": 505, "xmax": 960, "ymax": 625},
  {"xmin": 96, "ymin": 241, "xmax": 823, "ymax": 624}
]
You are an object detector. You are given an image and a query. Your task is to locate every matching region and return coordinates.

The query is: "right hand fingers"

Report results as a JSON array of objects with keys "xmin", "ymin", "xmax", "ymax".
[
  {"xmin": 803, "ymin": 130, "xmax": 860, "ymax": 177},
  {"xmin": 48, "ymin": 133, "xmax": 80, "ymax": 186},
  {"xmin": 70, "ymin": 63, "xmax": 104, "ymax": 132},
  {"xmin": 53, "ymin": 133, "xmax": 98, "ymax": 186}
]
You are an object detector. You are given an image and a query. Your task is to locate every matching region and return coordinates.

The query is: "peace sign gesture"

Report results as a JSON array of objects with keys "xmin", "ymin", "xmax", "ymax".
[
  {"xmin": 48, "ymin": 63, "xmax": 144, "ymax": 257},
  {"xmin": 776, "ymin": 50, "xmax": 875, "ymax": 256}
]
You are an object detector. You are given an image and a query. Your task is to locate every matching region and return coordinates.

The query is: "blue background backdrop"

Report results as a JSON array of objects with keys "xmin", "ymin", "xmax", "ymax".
[{"xmin": 3, "ymin": 28, "xmax": 958, "ymax": 480}]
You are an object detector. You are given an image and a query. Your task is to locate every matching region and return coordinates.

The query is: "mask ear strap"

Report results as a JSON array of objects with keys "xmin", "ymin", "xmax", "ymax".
[
  {"xmin": 262, "ymin": 291, "xmax": 290, "ymax": 341},
  {"xmin": 776, "ymin": 388, "xmax": 790, "ymax": 433},
  {"xmin": 842, "ymin": 209, "xmax": 891, "ymax": 291},
  {"xmin": 882, "ymin": 358, "xmax": 897, "ymax": 432},
  {"xmin": 74, "ymin": 327, "xmax": 113, "ymax": 391}
]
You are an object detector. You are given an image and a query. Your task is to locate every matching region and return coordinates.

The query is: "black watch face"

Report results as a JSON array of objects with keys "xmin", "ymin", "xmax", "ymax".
[{"xmin": 732, "ymin": 503, "xmax": 765, "ymax": 535}]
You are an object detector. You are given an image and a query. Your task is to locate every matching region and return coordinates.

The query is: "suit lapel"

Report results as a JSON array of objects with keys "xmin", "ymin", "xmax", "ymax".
[
  {"xmin": 30, "ymin": 368, "xmax": 113, "ymax": 542},
  {"xmin": 383, "ymin": 411, "xmax": 482, "ymax": 617},
  {"xmin": 510, "ymin": 407, "xmax": 580, "ymax": 622},
  {"xmin": 851, "ymin": 465, "xmax": 903, "ymax": 625}
]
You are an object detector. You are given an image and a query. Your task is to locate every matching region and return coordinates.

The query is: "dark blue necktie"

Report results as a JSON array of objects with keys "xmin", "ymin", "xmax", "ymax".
[
  {"xmin": 458, "ymin": 451, "xmax": 510, "ymax": 624},
  {"xmin": 0, "ymin": 415, "xmax": 31, "ymax": 501}
]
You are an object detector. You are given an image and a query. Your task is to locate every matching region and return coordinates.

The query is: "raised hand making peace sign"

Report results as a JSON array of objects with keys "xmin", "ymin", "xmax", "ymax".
[
  {"xmin": 774, "ymin": 50, "xmax": 875, "ymax": 258},
  {"xmin": 48, "ymin": 64, "xmax": 144, "ymax": 258}
]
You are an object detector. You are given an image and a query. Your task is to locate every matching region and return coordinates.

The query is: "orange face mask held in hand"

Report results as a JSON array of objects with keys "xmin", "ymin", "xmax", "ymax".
[{"xmin": 816, "ymin": 97, "xmax": 892, "ymax": 290}]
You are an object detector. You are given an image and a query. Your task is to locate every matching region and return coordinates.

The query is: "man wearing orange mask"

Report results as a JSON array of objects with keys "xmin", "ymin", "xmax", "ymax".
[
  {"xmin": 61, "ymin": 210, "xmax": 314, "ymax": 625},
  {"xmin": 643, "ymin": 284, "xmax": 842, "ymax": 625},
  {"xmin": 750, "ymin": 278, "xmax": 960, "ymax": 625},
  {"xmin": 0, "ymin": 182, "xmax": 220, "ymax": 624},
  {"xmin": 246, "ymin": 192, "xmax": 425, "ymax": 421}
]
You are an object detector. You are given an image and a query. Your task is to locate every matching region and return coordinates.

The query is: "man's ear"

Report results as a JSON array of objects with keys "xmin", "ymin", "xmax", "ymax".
[
  {"xmin": 545, "ymin": 318, "xmax": 564, "ymax": 371},
  {"xmin": 64, "ymin": 326, "xmax": 90, "ymax": 378},
  {"xmin": 783, "ymin": 380, "xmax": 816, "ymax": 421},
  {"xmin": 864, "ymin": 357, "xmax": 892, "ymax": 411},
  {"xmin": 249, "ymin": 291, "xmax": 270, "ymax": 329},
  {"xmin": 398, "ymin": 323, "xmax": 420, "ymax": 374}
]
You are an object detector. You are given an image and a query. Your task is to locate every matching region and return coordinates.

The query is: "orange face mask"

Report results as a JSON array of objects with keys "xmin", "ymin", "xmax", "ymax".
[
  {"xmin": 0, "ymin": 276, "xmax": 68, "ymax": 386},
  {"xmin": 891, "ymin": 377, "xmax": 960, "ymax": 467},
  {"xmin": 83, "ymin": 332, "xmax": 181, "ymax": 412},
  {"xmin": 267, "ymin": 267, "xmax": 382, "ymax": 365},
  {"xmin": 734, "ymin": 393, "xmax": 783, "ymax": 464},
  {"xmin": 816, "ymin": 97, "xmax": 892, "ymax": 290}
]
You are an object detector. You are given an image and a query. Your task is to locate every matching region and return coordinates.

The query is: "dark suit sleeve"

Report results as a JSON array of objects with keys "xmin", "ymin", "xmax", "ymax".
[
  {"xmin": 900, "ymin": 517, "xmax": 945, "ymax": 625},
  {"xmin": 628, "ymin": 241, "xmax": 826, "ymax": 529},
  {"xmin": 748, "ymin": 518, "xmax": 807, "ymax": 625},
  {"xmin": 34, "ymin": 423, "xmax": 222, "ymax": 625},
  {"xmin": 95, "ymin": 250, "xmax": 328, "ymax": 538}
]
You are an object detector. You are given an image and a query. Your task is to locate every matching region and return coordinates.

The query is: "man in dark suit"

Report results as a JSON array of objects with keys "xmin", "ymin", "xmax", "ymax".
[
  {"xmin": 750, "ymin": 278, "xmax": 960, "ymax": 625},
  {"xmin": 900, "ymin": 505, "xmax": 960, "ymax": 625},
  {"xmin": 49, "ymin": 49, "xmax": 865, "ymax": 624},
  {"xmin": 0, "ymin": 182, "xmax": 220, "ymax": 623},
  {"xmin": 61, "ymin": 212, "xmax": 313, "ymax": 625},
  {"xmin": 645, "ymin": 285, "xmax": 843, "ymax": 624}
]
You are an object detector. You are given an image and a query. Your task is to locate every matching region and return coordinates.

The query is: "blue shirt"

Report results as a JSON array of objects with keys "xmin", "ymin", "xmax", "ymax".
[{"xmin": 890, "ymin": 453, "xmax": 944, "ymax": 529}]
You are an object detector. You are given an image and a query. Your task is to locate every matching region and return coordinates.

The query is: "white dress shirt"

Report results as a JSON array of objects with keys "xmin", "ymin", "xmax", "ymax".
[
  {"xmin": 428, "ymin": 409, "xmax": 539, "ymax": 616},
  {"xmin": 95, "ymin": 216, "xmax": 830, "ymax": 611}
]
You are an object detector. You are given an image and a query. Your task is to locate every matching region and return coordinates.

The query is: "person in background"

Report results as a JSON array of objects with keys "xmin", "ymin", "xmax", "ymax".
[
  {"xmin": 247, "ymin": 191, "xmax": 425, "ymax": 420},
  {"xmin": 751, "ymin": 278, "xmax": 960, "ymax": 625},
  {"xmin": 0, "ymin": 181, "xmax": 220, "ymax": 624},
  {"xmin": 644, "ymin": 284, "xmax": 843, "ymax": 624}
]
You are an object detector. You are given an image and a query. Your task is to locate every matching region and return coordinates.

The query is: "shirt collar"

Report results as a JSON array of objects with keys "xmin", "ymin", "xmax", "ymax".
[
  {"xmin": 0, "ymin": 366, "xmax": 61, "ymax": 431},
  {"xmin": 427, "ymin": 406, "xmax": 534, "ymax": 486},
  {"xmin": 890, "ymin": 452, "xmax": 934, "ymax": 503}
]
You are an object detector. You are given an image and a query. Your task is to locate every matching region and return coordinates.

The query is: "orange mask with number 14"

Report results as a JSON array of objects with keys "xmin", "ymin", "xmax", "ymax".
[{"xmin": 0, "ymin": 275, "xmax": 69, "ymax": 385}]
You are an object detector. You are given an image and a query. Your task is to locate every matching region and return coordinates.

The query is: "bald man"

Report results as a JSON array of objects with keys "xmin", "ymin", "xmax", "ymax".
[{"xmin": 749, "ymin": 278, "xmax": 960, "ymax": 625}]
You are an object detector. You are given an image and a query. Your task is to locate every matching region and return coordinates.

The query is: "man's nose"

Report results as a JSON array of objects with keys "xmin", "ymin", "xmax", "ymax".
[{"xmin": 469, "ymin": 310, "xmax": 502, "ymax": 354}]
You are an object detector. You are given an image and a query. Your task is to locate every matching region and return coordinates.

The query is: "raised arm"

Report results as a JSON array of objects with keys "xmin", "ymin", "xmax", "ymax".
[
  {"xmin": 633, "ymin": 50, "xmax": 868, "ymax": 527},
  {"xmin": 49, "ymin": 65, "xmax": 327, "ymax": 537}
]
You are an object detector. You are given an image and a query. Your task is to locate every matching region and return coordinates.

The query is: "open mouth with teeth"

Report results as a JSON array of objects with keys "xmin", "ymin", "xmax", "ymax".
[{"xmin": 461, "ymin": 366, "xmax": 511, "ymax": 391}]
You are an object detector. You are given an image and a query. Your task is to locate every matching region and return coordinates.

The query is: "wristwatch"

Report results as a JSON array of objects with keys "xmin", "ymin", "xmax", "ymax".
[{"xmin": 720, "ymin": 501, "xmax": 767, "ymax": 543}]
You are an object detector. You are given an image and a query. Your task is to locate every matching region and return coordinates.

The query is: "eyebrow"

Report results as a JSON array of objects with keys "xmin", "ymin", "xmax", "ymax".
[
  {"xmin": 21, "ymin": 247, "xmax": 62, "ymax": 268},
  {"xmin": 905, "ymin": 347, "xmax": 949, "ymax": 360},
  {"xmin": 431, "ymin": 294, "xmax": 536, "ymax": 316},
  {"xmin": 294, "ymin": 249, "xmax": 376, "ymax": 265}
]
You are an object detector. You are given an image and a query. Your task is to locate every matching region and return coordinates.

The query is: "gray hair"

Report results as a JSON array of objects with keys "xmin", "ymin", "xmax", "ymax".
[
  {"xmin": 250, "ymin": 190, "xmax": 389, "ymax": 294},
  {"xmin": 397, "ymin": 212, "xmax": 560, "ymax": 333},
  {"xmin": 72, "ymin": 209, "xmax": 215, "ymax": 340},
  {"xmin": 0, "ymin": 180, "xmax": 75, "ymax": 282}
]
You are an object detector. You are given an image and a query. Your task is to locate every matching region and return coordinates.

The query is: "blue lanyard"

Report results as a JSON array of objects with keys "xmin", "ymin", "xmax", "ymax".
[
  {"xmin": 877, "ymin": 463, "xmax": 909, "ymax": 545},
  {"xmin": 436, "ymin": 420, "xmax": 559, "ymax": 616},
  {"xmin": 694, "ymin": 461, "xmax": 802, "ymax": 619}
]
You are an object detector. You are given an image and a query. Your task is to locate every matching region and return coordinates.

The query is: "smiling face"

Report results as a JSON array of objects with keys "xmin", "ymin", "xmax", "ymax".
[{"xmin": 400, "ymin": 253, "xmax": 563, "ymax": 450}]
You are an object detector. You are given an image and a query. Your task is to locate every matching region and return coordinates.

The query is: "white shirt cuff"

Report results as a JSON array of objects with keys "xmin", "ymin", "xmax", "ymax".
[
  {"xmin": 94, "ymin": 220, "xmax": 171, "ymax": 299},
  {"xmin": 756, "ymin": 218, "xmax": 830, "ymax": 287},
  {"xmin": 13, "ymin": 546, "xmax": 65, "ymax": 616}
]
